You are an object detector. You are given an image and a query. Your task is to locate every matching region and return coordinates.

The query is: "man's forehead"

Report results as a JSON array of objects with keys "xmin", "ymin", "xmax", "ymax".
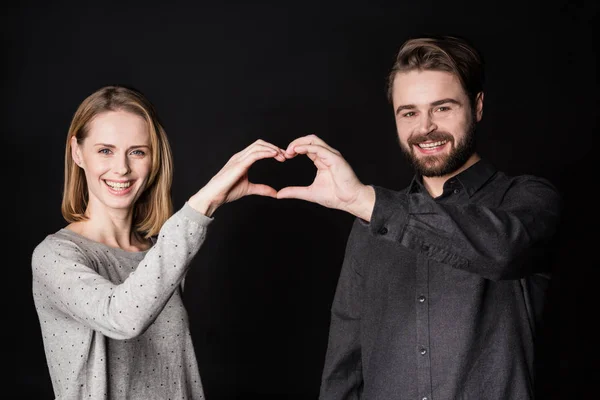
[{"xmin": 392, "ymin": 70, "xmax": 465, "ymax": 104}]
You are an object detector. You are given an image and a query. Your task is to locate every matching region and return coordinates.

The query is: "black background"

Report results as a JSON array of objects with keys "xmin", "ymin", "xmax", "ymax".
[{"xmin": 4, "ymin": 0, "xmax": 596, "ymax": 399}]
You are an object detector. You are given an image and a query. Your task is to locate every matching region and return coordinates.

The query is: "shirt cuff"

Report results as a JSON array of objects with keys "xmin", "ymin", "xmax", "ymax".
[{"xmin": 367, "ymin": 186, "xmax": 409, "ymax": 239}]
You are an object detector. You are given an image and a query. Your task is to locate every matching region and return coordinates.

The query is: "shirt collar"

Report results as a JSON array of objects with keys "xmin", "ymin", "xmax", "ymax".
[{"xmin": 408, "ymin": 159, "xmax": 498, "ymax": 197}]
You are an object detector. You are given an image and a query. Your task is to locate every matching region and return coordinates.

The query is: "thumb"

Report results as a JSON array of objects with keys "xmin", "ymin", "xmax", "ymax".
[
  {"xmin": 276, "ymin": 186, "xmax": 313, "ymax": 202},
  {"xmin": 247, "ymin": 183, "xmax": 278, "ymax": 198}
]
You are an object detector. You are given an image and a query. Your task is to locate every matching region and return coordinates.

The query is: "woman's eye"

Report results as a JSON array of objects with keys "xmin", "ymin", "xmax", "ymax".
[
  {"xmin": 131, "ymin": 150, "xmax": 146, "ymax": 156},
  {"xmin": 99, "ymin": 148, "xmax": 111, "ymax": 155}
]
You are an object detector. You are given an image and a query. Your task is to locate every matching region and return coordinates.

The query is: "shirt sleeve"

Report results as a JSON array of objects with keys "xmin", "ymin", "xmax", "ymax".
[
  {"xmin": 31, "ymin": 202, "xmax": 212, "ymax": 340},
  {"xmin": 319, "ymin": 219, "xmax": 364, "ymax": 400},
  {"xmin": 368, "ymin": 176, "xmax": 562, "ymax": 281}
]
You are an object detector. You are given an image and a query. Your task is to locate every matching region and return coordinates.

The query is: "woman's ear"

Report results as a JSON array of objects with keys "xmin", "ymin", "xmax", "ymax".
[{"xmin": 71, "ymin": 136, "xmax": 83, "ymax": 167}]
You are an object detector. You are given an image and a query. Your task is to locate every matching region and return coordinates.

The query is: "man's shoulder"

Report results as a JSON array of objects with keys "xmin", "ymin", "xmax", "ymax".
[{"xmin": 492, "ymin": 170, "xmax": 561, "ymax": 195}]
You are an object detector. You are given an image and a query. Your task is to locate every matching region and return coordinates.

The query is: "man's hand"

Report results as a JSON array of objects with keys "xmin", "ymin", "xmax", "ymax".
[{"xmin": 277, "ymin": 134, "xmax": 375, "ymax": 221}]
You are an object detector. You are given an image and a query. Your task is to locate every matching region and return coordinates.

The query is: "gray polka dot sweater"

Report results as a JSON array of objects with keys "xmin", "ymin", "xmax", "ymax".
[{"xmin": 32, "ymin": 203, "xmax": 212, "ymax": 399}]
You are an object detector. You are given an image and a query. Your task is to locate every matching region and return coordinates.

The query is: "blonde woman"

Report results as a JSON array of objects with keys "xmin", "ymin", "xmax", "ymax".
[{"xmin": 32, "ymin": 85, "xmax": 285, "ymax": 399}]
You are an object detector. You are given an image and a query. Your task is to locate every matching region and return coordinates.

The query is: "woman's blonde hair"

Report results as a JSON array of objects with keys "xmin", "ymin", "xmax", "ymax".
[{"xmin": 61, "ymin": 85, "xmax": 173, "ymax": 238}]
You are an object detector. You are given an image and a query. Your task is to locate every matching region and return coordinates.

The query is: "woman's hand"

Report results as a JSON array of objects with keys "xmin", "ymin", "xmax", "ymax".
[{"xmin": 188, "ymin": 139, "xmax": 286, "ymax": 217}]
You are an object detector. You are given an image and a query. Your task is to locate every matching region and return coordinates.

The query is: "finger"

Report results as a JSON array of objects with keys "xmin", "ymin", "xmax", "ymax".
[
  {"xmin": 245, "ymin": 144, "xmax": 287, "ymax": 161},
  {"xmin": 285, "ymin": 135, "xmax": 316, "ymax": 155},
  {"xmin": 285, "ymin": 135, "xmax": 317, "ymax": 155},
  {"xmin": 283, "ymin": 150, "xmax": 299, "ymax": 160},
  {"xmin": 285, "ymin": 134, "xmax": 339, "ymax": 155},
  {"xmin": 274, "ymin": 152, "xmax": 286, "ymax": 162},
  {"xmin": 276, "ymin": 186, "xmax": 313, "ymax": 201},
  {"xmin": 240, "ymin": 143, "xmax": 286, "ymax": 162},
  {"xmin": 299, "ymin": 151, "xmax": 329, "ymax": 170},
  {"xmin": 246, "ymin": 183, "xmax": 278, "ymax": 198},
  {"xmin": 254, "ymin": 140, "xmax": 286, "ymax": 156},
  {"xmin": 242, "ymin": 139, "xmax": 286, "ymax": 159},
  {"xmin": 292, "ymin": 144, "xmax": 337, "ymax": 167},
  {"xmin": 241, "ymin": 148, "xmax": 286, "ymax": 165}
]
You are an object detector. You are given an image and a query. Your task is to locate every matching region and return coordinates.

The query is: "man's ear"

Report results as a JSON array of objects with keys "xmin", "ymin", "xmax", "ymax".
[
  {"xmin": 475, "ymin": 92, "xmax": 484, "ymax": 122},
  {"xmin": 71, "ymin": 136, "xmax": 83, "ymax": 167}
]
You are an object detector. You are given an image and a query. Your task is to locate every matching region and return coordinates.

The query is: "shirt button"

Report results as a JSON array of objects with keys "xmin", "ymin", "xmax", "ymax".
[
  {"xmin": 378, "ymin": 227, "xmax": 388, "ymax": 235},
  {"xmin": 418, "ymin": 295, "xmax": 426, "ymax": 303},
  {"xmin": 419, "ymin": 347, "xmax": 427, "ymax": 355},
  {"xmin": 422, "ymin": 397, "xmax": 428, "ymax": 400},
  {"xmin": 453, "ymin": 188, "xmax": 460, "ymax": 194}
]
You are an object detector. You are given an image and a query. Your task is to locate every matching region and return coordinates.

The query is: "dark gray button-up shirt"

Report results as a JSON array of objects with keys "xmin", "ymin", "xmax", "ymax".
[{"xmin": 319, "ymin": 159, "xmax": 562, "ymax": 400}]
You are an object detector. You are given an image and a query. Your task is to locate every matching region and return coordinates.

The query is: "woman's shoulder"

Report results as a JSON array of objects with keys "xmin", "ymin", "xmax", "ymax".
[{"xmin": 32, "ymin": 228, "xmax": 94, "ymax": 264}]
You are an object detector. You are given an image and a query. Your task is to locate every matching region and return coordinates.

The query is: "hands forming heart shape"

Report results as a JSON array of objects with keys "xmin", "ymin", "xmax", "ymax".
[{"xmin": 188, "ymin": 134, "xmax": 376, "ymax": 221}]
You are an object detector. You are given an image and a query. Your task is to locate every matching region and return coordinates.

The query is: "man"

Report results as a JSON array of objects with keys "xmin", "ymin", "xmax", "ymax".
[{"xmin": 277, "ymin": 35, "xmax": 562, "ymax": 399}]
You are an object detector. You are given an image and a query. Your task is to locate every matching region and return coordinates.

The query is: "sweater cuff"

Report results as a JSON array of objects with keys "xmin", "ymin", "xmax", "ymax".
[{"xmin": 180, "ymin": 202, "xmax": 214, "ymax": 227}]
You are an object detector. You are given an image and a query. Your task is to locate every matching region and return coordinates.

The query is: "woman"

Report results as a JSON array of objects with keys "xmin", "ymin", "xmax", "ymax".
[{"xmin": 31, "ymin": 85, "xmax": 286, "ymax": 399}]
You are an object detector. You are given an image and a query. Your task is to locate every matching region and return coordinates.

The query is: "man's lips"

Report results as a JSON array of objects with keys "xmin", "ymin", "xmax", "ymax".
[{"xmin": 413, "ymin": 140, "xmax": 449, "ymax": 154}]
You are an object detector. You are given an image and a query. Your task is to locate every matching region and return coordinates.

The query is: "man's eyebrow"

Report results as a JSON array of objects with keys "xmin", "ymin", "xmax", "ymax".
[
  {"xmin": 431, "ymin": 98, "xmax": 462, "ymax": 107},
  {"xmin": 395, "ymin": 98, "xmax": 462, "ymax": 115},
  {"xmin": 395, "ymin": 104, "xmax": 417, "ymax": 115}
]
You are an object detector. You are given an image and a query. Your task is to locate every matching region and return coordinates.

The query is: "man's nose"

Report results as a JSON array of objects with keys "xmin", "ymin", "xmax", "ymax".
[{"xmin": 417, "ymin": 112, "xmax": 437, "ymax": 135}]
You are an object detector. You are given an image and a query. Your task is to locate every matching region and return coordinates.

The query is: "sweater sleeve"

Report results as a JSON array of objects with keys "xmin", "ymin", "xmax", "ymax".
[{"xmin": 31, "ymin": 202, "xmax": 212, "ymax": 340}]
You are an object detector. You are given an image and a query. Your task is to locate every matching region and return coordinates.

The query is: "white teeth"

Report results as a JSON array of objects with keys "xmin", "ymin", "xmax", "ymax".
[
  {"xmin": 418, "ymin": 140, "xmax": 447, "ymax": 148},
  {"xmin": 105, "ymin": 181, "xmax": 131, "ymax": 189}
]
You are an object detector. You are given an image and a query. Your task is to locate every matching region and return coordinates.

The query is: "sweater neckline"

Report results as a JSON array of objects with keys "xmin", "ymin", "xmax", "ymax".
[{"xmin": 57, "ymin": 228, "xmax": 152, "ymax": 259}]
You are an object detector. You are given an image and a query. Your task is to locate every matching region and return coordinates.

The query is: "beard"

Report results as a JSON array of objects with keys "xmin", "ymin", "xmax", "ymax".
[{"xmin": 399, "ymin": 111, "xmax": 477, "ymax": 177}]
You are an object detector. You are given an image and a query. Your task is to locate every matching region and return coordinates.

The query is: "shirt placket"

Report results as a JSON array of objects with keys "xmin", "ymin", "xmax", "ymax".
[{"xmin": 416, "ymin": 253, "xmax": 432, "ymax": 400}]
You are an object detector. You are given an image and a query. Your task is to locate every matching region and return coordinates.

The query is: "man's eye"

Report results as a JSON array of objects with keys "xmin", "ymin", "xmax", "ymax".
[
  {"xmin": 436, "ymin": 106, "xmax": 450, "ymax": 112},
  {"xmin": 403, "ymin": 111, "xmax": 416, "ymax": 117}
]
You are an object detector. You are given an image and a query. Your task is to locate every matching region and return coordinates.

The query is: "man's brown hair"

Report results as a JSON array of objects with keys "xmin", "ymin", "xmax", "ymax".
[{"xmin": 387, "ymin": 35, "xmax": 484, "ymax": 107}]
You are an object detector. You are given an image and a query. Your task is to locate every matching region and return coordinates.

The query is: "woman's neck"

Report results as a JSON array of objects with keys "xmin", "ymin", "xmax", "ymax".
[{"xmin": 66, "ymin": 206, "xmax": 151, "ymax": 251}]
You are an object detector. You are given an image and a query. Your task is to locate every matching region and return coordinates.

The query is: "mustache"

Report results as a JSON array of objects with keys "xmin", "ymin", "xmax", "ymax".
[{"xmin": 407, "ymin": 131, "xmax": 454, "ymax": 146}]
